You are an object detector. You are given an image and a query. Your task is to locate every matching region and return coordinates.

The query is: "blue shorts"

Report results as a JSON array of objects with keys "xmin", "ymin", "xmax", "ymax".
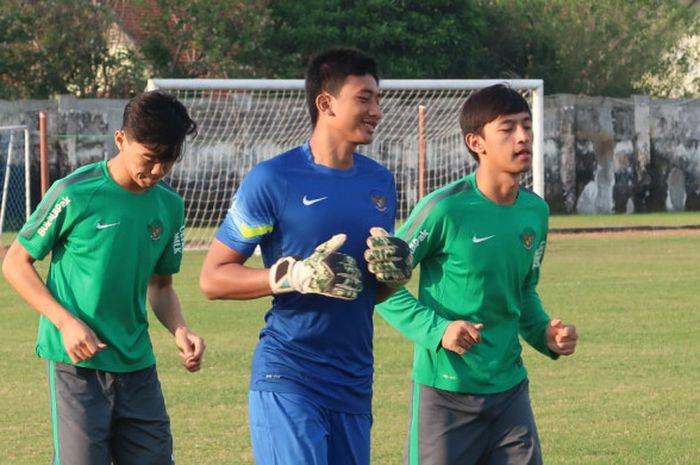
[{"xmin": 249, "ymin": 390, "xmax": 372, "ymax": 465}]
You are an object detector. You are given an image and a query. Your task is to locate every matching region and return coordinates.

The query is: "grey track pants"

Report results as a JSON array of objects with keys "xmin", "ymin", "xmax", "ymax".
[
  {"xmin": 48, "ymin": 361, "xmax": 174, "ymax": 465},
  {"xmin": 405, "ymin": 379, "xmax": 542, "ymax": 465}
]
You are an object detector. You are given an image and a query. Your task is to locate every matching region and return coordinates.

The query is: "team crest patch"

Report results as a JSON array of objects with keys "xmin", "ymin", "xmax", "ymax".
[
  {"xmin": 521, "ymin": 227, "xmax": 535, "ymax": 250},
  {"xmin": 148, "ymin": 220, "xmax": 164, "ymax": 241},
  {"xmin": 370, "ymin": 191, "xmax": 387, "ymax": 212}
]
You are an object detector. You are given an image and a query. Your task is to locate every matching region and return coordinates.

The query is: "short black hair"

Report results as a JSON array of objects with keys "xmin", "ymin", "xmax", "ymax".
[
  {"xmin": 304, "ymin": 47, "xmax": 379, "ymax": 127},
  {"xmin": 121, "ymin": 90, "xmax": 197, "ymax": 162},
  {"xmin": 459, "ymin": 84, "xmax": 531, "ymax": 162}
]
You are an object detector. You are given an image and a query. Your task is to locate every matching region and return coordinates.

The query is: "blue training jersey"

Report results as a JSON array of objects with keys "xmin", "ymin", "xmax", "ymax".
[{"xmin": 216, "ymin": 142, "xmax": 397, "ymax": 414}]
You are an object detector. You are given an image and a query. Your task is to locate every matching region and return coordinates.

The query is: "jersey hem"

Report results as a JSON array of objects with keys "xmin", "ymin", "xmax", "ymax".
[
  {"xmin": 413, "ymin": 369, "xmax": 528, "ymax": 395},
  {"xmin": 249, "ymin": 384, "xmax": 372, "ymax": 415},
  {"xmin": 37, "ymin": 351, "xmax": 157, "ymax": 373}
]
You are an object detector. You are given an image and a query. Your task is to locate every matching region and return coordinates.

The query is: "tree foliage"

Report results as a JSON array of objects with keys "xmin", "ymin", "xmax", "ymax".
[
  {"xmin": 0, "ymin": 5, "xmax": 34, "ymax": 98},
  {"xmin": 484, "ymin": 0, "xmax": 700, "ymax": 96},
  {"xmin": 0, "ymin": 0, "xmax": 145, "ymax": 98},
  {"xmin": 1, "ymin": 0, "xmax": 698, "ymax": 98},
  {"xmin": 250, "ymin": 0, "xmax": 488, "ymax": 79},
  {"xmin": 133, "ymin": 0, "xmax": 267, "ymax": 78},
  {"xmin": 635, "ymin": 33, "xmax": 700, "ymax": 97},
  {"xmin": 247, "ymin": 0, "xmax": 700, "ymax": 96}
]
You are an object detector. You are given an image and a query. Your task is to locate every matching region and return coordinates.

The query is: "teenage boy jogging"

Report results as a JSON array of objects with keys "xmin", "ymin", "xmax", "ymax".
[
  {"xmin": 2, "ymin": 91, "xmax": 205, "ymax": 465},
  {"xmin": 199, "ymin": 47, "xmax": 411, "ymax": 465},
  {"xmin": 377, "ymin": 84, "xmax": 577, "ymax": 465}
]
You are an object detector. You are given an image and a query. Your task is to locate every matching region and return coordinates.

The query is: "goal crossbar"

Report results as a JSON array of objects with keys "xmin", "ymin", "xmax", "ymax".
[{"xmin": 149, "ymin": 78, "xmax": 544, "ymax": 92}]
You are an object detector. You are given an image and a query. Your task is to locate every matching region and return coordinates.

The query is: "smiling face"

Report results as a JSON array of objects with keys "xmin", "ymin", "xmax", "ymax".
[
  {"xmin": 114, "ymin": 130, "xmax": 175, "ymax": 191},
  {"xmin": 318, "ymin": 74, "xmax": 382, "ymax": 145},
  {"xmin": 465, "ymin": 111, "xmax": 533, "ymax": 175}
]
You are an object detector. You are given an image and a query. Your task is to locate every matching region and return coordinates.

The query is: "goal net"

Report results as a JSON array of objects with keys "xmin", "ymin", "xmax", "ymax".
[
  {"xmin": 0, "ymin": 125, "xmax": 31, "ymax": 242},
  {"xmin": 147, "ymin": 79, "xmax": 544, "ymax": 249}
]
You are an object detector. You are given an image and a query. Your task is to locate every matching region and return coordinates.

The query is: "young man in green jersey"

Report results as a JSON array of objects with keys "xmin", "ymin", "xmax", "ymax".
[
  {"xmin": 377, "ymin": 84, "xmax": 577, "ymax": 465},
  {"xmin": 2, "ymin": 91, "xmax": 205, "ymax": 465}
]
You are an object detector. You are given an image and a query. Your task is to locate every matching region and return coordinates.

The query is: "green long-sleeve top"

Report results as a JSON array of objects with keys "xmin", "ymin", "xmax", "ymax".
[{"xmin": 377, "ymin": 173, "xmax": 557, "ymax": 394}]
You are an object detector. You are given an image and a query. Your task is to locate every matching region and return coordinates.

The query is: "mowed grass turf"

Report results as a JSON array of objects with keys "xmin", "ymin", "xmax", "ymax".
[{"xmin": 2, "ymin": 228, "xmax": 700, "ymax": 464}]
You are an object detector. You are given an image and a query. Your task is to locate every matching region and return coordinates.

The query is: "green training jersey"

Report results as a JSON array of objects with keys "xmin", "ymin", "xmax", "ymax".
[
  {"xmin": 377, "ymin": 173, "xmax": 556, "ymax": 395},
  {"xmin": 18, "ymin": 161, "xmax": 185, "ymax": 372}
]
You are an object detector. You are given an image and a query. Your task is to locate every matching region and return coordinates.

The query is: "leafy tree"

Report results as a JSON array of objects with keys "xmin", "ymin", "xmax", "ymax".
[
  {"xmin": 0, "ymin": 0, "xmax": 146, "ymax": 98},
  {"xmin": 133, "ymin": 0, "xmax": 268, "ymax": 78},
  {"xmin": 100, "ymin": 48, "xmax": 150, "ymax": 98},
  {"xmin": 249, "ymin": 0, "xmax": 488, "ymax": 78},
  {"xmin": 245, "ymin": 0, "xmax": 698, "ymax": 97},
  {"xmin": 635, "ymin": 33, "xmax": 700, "ymax": 97},
  {"xmin": 0, "ymin": 4, "xmax": 37, "ymax": 98},
  {"xmin": 1, "ymin": 0, "xmax": 697, "ymax": 98},
  {"xmin": 477, "ymin": 0, "xmax": 699, "ymax": 96}
]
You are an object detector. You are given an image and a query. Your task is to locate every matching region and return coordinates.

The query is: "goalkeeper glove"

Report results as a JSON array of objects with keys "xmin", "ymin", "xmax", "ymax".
[
  {"xmin": 269, "ymin": 233, "xmax": 363, "ymax": 300},
  {"xmin": 364, "ymin": 227, "xmax": 412, "ymax": 289}
]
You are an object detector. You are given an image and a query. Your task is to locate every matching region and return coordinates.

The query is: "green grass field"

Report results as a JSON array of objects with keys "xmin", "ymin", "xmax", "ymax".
[
  {"xmin": 548, "ymin": 211, "xmax": 700, "ymax": 229},
  {"xmin": 2, "ymin": 220, "xmax": 700, "ymax": 464}
]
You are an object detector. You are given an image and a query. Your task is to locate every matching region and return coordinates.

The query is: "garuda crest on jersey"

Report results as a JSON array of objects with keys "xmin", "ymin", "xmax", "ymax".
[
  {"xmin": 370, "ymin": 191, "xmax": 387, "ymax": 212},
  {"xmin": 148, "ymin": 219, "xmax": 164, "ymax": 241},
  {"xmin": 520, "ymin": 227, "xmax": 535, "ymax": 250}
]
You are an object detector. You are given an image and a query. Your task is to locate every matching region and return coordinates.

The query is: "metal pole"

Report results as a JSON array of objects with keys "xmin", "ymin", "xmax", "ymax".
[
  {"xmin": 531, "ymin": 82, "xmax": 545, "ymax": 197},
  {"xmin": 40, "ymin": 111, "xmax": 48, "ymax": 197},
  {"xmin": 418, "ymin": 105, "xmax": 426, "ymax": 199},
  {"xmin": 24, "ymin": 127, "xmax": 31, "ymax": 219}
]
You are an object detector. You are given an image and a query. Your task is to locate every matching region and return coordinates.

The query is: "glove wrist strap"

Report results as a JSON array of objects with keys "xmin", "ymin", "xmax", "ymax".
[{"xmin": 269, "ymin": 257, "xmax": 297, "ymax": 294}]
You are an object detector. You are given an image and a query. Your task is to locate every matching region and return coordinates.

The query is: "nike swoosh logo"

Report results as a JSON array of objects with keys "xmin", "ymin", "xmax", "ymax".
[
  {"xmin": 96, "ymin": 222, "xmax": 120, "ymax": 230},
  {"xmin": 472, "ymin": 234, "xmax": 495, "ymax": 244},
  {"xmin": 302, "ymin": 195, "xmax": 328, "ymax": 206}
]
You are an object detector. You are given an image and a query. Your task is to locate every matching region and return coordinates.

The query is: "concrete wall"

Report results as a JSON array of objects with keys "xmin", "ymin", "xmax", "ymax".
[
  {"xmin": 2, "ymin": 94, "xmax": 700, "ymax": 214},
  {"xmin": 0, "ymin": 96, "xmax": 123, "ymax": 206},
  {"xmin": 544, "ymin": 94, "xmax": 700, "ymax": 213}
]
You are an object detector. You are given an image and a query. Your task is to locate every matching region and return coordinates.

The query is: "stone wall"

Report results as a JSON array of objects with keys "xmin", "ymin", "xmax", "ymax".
[
  {"xmin": 544, "ymin": 95, "xmax": 700, "ymax": 213},
  {"xmin": 0, "ymin": 96, "xmax": 124, "ymax": 208},
  {"xmin": 2, "ymin": 94, "xmax": 700, "ymax": 214}
]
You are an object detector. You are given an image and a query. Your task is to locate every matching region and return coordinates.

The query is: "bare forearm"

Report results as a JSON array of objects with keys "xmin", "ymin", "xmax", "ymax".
[
  {"xmin": 148, "ymin": 275, "xmax": 205, "ymax": 371},
  {"xmin": 2, "ymin": 241, "xmax": 78, "ymax": 329},
  {"xmin": 148, "ymin": 284, "xmax": 188, "ymax": 335},
  {"xmin": 200, "ymin": 261, "xmax": 271, "ymax": 300}
]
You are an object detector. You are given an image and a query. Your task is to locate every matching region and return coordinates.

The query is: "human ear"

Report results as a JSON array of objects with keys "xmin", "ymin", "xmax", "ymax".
[
  {"xmin": 465, "ymin": 133, "xmax": 484, "ymax": 156},
  {"xmin": 114, "ymin": 130, "xmax": 125, "ymax": 151},
  {"xmin": 316, "ymin": 93, "xmax": 335, "ymax": 117}
]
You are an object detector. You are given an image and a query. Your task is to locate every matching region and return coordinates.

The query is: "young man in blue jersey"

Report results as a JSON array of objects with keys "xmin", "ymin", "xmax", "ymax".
[
  {"xmin": 199, "ymin": 48, "xmax": 412, "ymax": 465},
  {"xmin": 377, "ymin": 84, "xmax": 578, "ymax": 465},
  {"xmin": 2, "ymin": 91, "xmax": 205, "ymax": 465}
]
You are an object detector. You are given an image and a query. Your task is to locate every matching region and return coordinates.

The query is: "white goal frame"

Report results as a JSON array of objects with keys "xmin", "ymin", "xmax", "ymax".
[
  {"xmin": 147, "ymin": 78, "xmax": 544, "ymax": 249},
  {"xmin": 0, "ymin": 125, "xmax": 31, "ymax": 239}
]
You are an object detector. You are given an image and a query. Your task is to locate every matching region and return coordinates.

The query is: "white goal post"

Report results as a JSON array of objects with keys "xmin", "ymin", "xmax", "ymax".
[
  {"xmin": 0, "ymin": 125, "xmax": 31, "ymax": 240},
  {"xmin": 147, "ymin": 78, "xmax": 544, "ymax": 249}
]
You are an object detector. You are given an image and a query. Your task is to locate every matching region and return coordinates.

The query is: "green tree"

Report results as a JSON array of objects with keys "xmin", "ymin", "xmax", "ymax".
[
  {"xmin": 477, "ymin": 0, "xmax": 699, "ymax": 96},
  {"xmin": 0, "ymin": 4, "xmax": 37, "ymax": 98},
  {"xmin": 0, "ymin": 0, "xmax": 147, "ymax": 98},
  {"xmin": 249, "ymin": 0, "xmax": 488, "ymax": 78},
  {"xmin": 2, "ymin": 0, "xmax": 696, "ymax": 99},
  {"xmin": 635, "ymin": 33, "xmax": 700, "ymax": 97},
  {"xmin": 252, "ymin": 0, "xmax": 698, "ymax": 96},
  {"xmin": 133, "ymin": 0, "xmax": 268, "ymax": 78}
]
